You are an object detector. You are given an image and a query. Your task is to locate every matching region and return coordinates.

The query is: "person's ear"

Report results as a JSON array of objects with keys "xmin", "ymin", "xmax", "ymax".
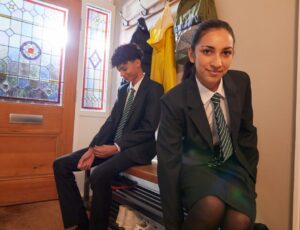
[
  {"xmin": 188, "ymin": 48, "xmax": 195, "ymax": 63},
  {"xmin": 134, "ymin": 59, "xmax": 142, "ymax": 67}
]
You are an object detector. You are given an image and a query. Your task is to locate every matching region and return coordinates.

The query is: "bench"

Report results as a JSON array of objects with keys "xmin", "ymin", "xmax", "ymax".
[
  {"xmin": 123, "ymin": 162, "xmax": 158, "ymax": 184},
  {"xmin": 83, "ymin": 163, "xmax": 269, "ymax": 230}
]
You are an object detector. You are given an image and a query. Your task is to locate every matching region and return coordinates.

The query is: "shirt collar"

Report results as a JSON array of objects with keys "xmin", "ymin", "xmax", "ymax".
[
  {"xmin": 195, "ymin": 77, "xmax": 226, "ymax": 104},
  {"xmin": 129, "ymin": 75, "xmax": 144, "ymax": 92}
]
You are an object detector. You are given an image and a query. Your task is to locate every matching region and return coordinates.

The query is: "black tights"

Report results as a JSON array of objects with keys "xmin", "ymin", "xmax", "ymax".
[{"xmin": 181, "ymin": 196, "xmax": 252, "ymax": 230}]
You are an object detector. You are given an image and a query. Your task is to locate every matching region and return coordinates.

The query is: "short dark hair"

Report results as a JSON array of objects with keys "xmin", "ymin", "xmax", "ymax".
[{"xmin": 111, "ymin": 43, "xmax": 144, "ymax": 68}]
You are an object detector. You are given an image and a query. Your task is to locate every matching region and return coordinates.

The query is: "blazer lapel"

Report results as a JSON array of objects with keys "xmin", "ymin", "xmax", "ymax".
[
  {"xmin": 186, "ymin": 78, "xmax": 214, "ymax": 149},
  {"xmin": 116, "ymin": 83, "xmax": 129, "ymax": 122},
  {"xmin": 125, "ymin": 77, "xmax": 148, "ymax": 121},
  {"xmin": 223, "ymin": 73, "xmax": 240, "ymax": 142}
]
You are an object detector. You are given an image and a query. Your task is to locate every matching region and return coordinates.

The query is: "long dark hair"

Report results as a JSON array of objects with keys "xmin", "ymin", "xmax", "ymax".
[{"xmin": 182, "ymin": 19, "xmax": 235, "ymax": 81}]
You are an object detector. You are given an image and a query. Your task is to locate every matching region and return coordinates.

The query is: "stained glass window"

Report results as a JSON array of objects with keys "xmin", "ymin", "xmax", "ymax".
[
  {"xmin": 82, "ymin": 6, "xmax": 111, "ymax": 111},
  {"xmin": 0, "ymin": 0, "xmax": 67, "ymax": 104}
]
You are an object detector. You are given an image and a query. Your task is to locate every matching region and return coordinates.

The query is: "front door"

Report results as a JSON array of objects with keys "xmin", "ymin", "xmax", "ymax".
[{"xmin": 0, "ymin": 0, "xmax": 81, "ymax": 205}]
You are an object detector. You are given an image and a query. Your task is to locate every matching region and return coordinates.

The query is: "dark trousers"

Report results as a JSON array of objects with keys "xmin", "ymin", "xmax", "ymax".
[{"xmin": 53, "ymin": 148, "xmax": 136, "ymax": 230}]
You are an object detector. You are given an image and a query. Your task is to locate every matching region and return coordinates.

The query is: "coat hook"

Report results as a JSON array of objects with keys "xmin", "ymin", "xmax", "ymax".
[
  {"xmin": 119, "ymin": 10, "xmax": 130, "ymax": 26},
  {"xmin": 139, "ymin": 0, "xmax": 149, "ymax": 16}
]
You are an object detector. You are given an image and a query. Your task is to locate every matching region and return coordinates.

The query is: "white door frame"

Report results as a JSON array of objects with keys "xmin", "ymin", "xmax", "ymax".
[
  {"xmin": 72, "ymin": 0, "xmax": 115, "ymax": 195},
  {"xmin": 73, "ymin": 0, "xmax": 115, "ymax": 151}
]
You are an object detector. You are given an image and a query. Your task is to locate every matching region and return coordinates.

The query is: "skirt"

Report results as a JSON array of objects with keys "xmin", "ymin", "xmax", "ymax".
[{"xmin": 180, "ymin": 153, "xmax": 257, "ymax": 221}]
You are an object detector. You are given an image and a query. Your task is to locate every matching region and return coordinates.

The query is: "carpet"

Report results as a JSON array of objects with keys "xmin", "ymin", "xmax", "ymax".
[{"xmin": 0, "ymin": 200, "xmax": 64, "ymax": 230}]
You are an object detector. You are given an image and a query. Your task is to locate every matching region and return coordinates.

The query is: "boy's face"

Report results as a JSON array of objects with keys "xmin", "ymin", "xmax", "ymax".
[{"xmin": 117, "ymin": 60, "xmax": 142, "ymax": 84}]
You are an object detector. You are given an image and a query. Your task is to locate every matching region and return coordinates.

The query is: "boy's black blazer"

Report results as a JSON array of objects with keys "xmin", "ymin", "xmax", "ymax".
[{"xmin": 90, "ymin": 77, "xmax": 164, "ymax": 164}]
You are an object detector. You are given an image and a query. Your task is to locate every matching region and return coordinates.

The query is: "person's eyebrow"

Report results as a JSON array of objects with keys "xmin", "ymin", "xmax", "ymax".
[
  {"xmin": 199, "ymin": 45, "xmax": 233, "ymax": 49},
  {"xmin": 223, "ymin": 47, "xmax": 234, "ymax": 50},
  {"xmin": 199, "ymin": 45, "xmax": 215, "ymax": 49}
]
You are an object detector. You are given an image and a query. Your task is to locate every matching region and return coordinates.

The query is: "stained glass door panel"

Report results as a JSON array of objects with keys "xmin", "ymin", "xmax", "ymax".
[
  {"xmin": 0, "ymin": 0, "xmax": 81, "ymax": 205},
  {"xmin": 0, "ymin": 0, "xmax": 67, "ymax": 104},
  {"xmin": 82, "ymin": 6, "xmax": 111, "ymax": 111}
]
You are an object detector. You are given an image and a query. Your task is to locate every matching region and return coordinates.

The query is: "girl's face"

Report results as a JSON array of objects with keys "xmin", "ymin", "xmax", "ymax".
[{"xmin": 188, "ymin": 28, "xmax": 234, "ymax": 92}]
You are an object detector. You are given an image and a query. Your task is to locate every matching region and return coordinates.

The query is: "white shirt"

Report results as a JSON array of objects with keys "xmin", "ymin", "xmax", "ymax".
[
  {"xmin": 195, "ymin": 77, "xmax": 231, "ymax": 145},
  {"xmin": 129, "ymin": 75, "xmax": 143, "ymax": 96}
]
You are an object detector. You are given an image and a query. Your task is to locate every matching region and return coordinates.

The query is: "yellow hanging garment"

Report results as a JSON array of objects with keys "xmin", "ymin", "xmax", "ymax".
[{"xmin": 147, "ymin": 3, "xmax": 176, "ymax": 93}]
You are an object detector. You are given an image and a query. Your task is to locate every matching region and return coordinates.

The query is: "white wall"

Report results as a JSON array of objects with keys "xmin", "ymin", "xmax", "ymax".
[{"xmin": 214, "ymin": 1, "xmax": 297, "ymax": 229}]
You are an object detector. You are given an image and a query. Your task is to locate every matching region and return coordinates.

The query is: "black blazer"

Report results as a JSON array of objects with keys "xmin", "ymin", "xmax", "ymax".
[
  {"xmin": 90, "ymin": 77, "xmax": 164, "ymax": 164},
  {"xmin": 157, "ymin": 70, "xmax": 259, "ymax": 230}
]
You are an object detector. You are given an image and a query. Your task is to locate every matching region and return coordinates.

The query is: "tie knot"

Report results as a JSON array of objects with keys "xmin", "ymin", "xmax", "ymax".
[
  {"xmin": 211, "ymin": 93, "xmax": 221, "ymax": 105},
  {"xmin": 129, "ymin": 88, "xmax": 135, "ymax": 94}
]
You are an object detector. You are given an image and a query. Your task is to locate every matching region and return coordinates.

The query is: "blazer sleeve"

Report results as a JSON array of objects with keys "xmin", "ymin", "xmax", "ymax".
[
  {"xmin": 238, "ymin": 75, "xmax": 259, "ymax": 182},
  {"xmin": 115, "ymin": 84, "xmax": 164, "ymax": 150},
  {"xmin": 157, "ymin": 97, "xmax": 184, "ymax": 230}
]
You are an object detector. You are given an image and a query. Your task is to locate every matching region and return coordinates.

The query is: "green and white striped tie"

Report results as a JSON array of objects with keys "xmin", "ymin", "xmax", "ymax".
[
  {"xmin": 114, "ymin": 88, "xmax": 135, "ymax": 142},
  {"xmin": 211, "ymin": 93, "xmax": 233, "ymax": 163}
]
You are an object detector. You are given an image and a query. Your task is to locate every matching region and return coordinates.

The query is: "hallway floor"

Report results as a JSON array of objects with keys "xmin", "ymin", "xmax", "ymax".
[{"xmin": 0, "ymin": 200, "xmax": 64, "ymax": 230}]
